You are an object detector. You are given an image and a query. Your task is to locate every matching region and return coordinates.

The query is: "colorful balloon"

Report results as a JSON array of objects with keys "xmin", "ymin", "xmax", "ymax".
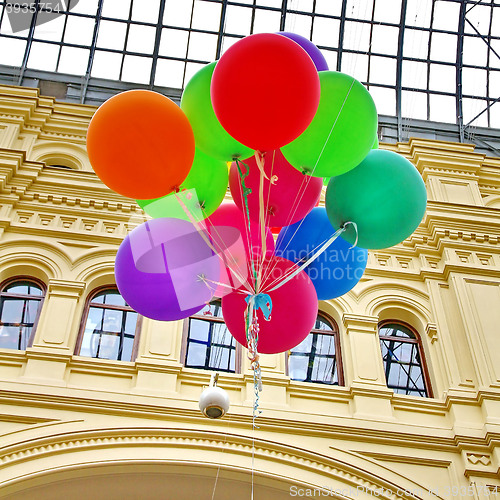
[
  {"xmin": 222, "ymin": 257, "xmax": 318, "ymax": 354},
  {"xmin": 181, "ymin": 62, "xmax": 254, "ymax": 162},
  {"xmin": 276, "ymin": 207, "xmax": 367, "ymax": 300},
  {"xmin": 115, "ymin": 218, "xmax": 219, "ymax": 321},
  {"xmin": 325, "ymin": 149, "xmax": 427, "ymax": 249},
  {"xmin": 211, "ymin": 33, "xmax": 320, "ymax": 151},
  {"xmin": 277, "ymin": 32, "xmax": 329, "ymax": 71},
  {"xmin": 281, "ymin": 71, "xmax": 378, "ymax": 178},
  {"xmin": 205, "ymin": 202, "xmax": 274, "ymax": 263},
  {"xmin": 87, "ymin": 90, "xmax": 195, "ymax": 199},
  {"xmin": 137, "ymin": 148, "xmax": 228, "ymax": 221},
  {"xmin": 229, "ymin": 150, "xmax": 323, "ymax": 228}
]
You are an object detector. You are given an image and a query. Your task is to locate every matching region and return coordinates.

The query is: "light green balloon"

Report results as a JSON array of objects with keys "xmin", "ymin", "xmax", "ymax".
[
  {"xmin": 282, "ymin": 71, "xmax": 378, "ymax": 178},
  {"xmin": 325, "ymin": 149, "xmax": 427, "ymax": 249},
  {"xmin": 137, "ymin": 148, "xmax": 228, "ymax": 221},
  {"xmin": 322, "ymin": 133, "xmax": 378, "ymax": 186},
  {"xmin": 180, "ymin": 62, "xmax": 254, "ymax": 162}
]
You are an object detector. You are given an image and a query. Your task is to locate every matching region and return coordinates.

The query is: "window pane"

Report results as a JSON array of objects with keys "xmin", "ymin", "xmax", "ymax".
[
  {"xmin": 1, "ymin": 299, "xmax": 24, "ymax": 323},
  {"xmin": 186, "ymin": 341, "xmax": 207, "ymax": 367},
  {"xmin": 289, "ymin": 355, "xmax": 309, "ymax": 381},
  {"xmin": 188, "ymin": 318, "xmax": 210, "ymax": 341},
  {"xmin": 97, "ymin": 20, "xmax": 128, "ymax": 50},
  {"xmin": 314, "ymin": 334, "xmax": 336, "ymax": 355}
]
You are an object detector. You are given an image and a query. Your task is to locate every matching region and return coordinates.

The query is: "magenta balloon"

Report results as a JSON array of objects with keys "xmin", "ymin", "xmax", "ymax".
[
  {"xmin": 229, "ymin": 150, "xmax": 323, "ymax": 228},
  {"xmin": 277, "ymin": 32, "xmax": 329, "ymax": 71},
  {"xmin": 205, "ymin": 202, "xmax": 275, "ymax": 263},
  {"xmin": 222, "ymin": 257, "xmax": 318, "ymax": 354},
  {"xmin": 115, "ymin": 218, "xmax": 220, "ymax": 321}
]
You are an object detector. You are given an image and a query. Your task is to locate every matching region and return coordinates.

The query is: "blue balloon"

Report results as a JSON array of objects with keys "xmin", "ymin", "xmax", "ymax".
[{"xmin": 275, "ymin": 207, "xmax": 368, "ymax": 300}]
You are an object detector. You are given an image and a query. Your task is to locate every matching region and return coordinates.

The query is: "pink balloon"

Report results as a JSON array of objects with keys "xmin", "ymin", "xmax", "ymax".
[
  {"xmin": 229, "ymin": 150, "xmax": 323, "ymax": 228},
  {"xmin": 222, "ymin": 256, "xmax": 318, "ymax": 354},
  {"xmin": 205, "ymin": 202, "xmax": 274, "ymax": 263}
]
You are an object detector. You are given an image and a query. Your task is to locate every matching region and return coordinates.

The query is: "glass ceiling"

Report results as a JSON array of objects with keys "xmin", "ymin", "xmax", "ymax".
[{"xmin": 0, "ymin": 0, "xmax": 500, "ymax": 147}]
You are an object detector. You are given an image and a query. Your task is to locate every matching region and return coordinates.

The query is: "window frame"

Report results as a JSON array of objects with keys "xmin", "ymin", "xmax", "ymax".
[
  {"xmin": 74, "ymin": 286, "xmax": 142, "ymax": 362},
  {"xmin": 181, "ymin": 301, "xmax": 242, "ymax": 374},
  {"xmin": 286, "ymin": 312, "xmax": 344, "ymax": 386},
  {"xmin": 0, "ymin": 276, "xmax": 46, "ymax": 350},
  {"xmin": 378, "ymin": 320, "xmax": 433, "ymax": 398}
]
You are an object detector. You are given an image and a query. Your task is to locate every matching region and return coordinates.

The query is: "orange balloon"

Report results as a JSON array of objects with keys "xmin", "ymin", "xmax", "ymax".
[{"xmin": 87, "ymin": 90, "xmax": 195, "ymax": 199}]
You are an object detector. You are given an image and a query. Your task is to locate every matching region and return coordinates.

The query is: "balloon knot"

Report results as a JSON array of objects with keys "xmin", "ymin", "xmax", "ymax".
[{"xmin": 270, "ymin": 175, "xmax": 278, "ymax": 185}]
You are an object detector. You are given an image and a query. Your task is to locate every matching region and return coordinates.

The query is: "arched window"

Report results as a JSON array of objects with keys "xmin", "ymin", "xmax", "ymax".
[
  {"xmin": 0, "ymin": 279, "xmax": 45, "ymax": 350},
  {"xmin": 288, "ymin": 314, "xmax": 343, "ymax": 385},
  {"xmin": 75, "ymin": 289, "xmax": 141, "ymax": 362},
  {"xmin": 183, "ymin": 301, "xmax": 238, "ymax": 373},
  {"xmin": 379, "ymin": 322, "xmax": 432, "ymax": 397}
]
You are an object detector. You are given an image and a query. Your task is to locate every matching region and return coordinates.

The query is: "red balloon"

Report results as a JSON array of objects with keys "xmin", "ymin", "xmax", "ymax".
[
  {"xmin": 229, "ymin": 150, "xmax": 323, "ymax": 227},
  {"xmin": 222, "ymin": 257, "xmax": 318, "ymax": 354},
  {"xmin": 211, "ymin": 33, "xmax": 320, "ymax": 152}
]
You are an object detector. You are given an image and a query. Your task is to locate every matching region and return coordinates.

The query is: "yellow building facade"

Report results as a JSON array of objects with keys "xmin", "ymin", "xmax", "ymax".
[{"xmin": 0, "ymin": 84, "xmax": 499, "ymax": 499}]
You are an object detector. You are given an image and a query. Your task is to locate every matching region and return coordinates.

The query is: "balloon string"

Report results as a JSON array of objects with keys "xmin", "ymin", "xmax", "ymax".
[
  {"xmin": 236, "ymin": 158, "xmax": 258, "ymax": 292},
  {"xmin": 263, "ymin": 222, "xmax": 357, "ymax": 293},
  {"xmin": 174, "ymin": 192, "xmax": 253, "ymax": 294}
]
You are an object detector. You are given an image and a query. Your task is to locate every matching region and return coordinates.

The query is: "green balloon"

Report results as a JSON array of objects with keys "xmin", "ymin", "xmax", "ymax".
[
  {"xmin": 325, "ymin": 149, "xmax": 427, "ymax": 249},
  {"xmin": 137, "ymin": 148, "xmax": 228, "ymax": 220},
  {"xmin": 281, "ymin": 71, "xmax": 378, "ymax": 178},
  {"xmin": 181, "ymin": 62, "xmax": 254, "ymax": 162}
]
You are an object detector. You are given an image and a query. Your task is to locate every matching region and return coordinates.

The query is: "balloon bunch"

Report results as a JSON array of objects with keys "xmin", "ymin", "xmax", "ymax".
[{"xmin": 86, "ymin": 32, "xmax": 427, "ymax": 362}]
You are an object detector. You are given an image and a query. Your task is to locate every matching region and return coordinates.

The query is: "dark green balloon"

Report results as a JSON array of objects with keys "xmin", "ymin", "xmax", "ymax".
[
  {"xmin": 180, "ymin": 62, "xmax": 254, "ymax": 162},
  {"xmin": 281, "ymin": 71, "xmax": 378, "ymax": 178},
  {"xmin": 325, "ymin": 149, "xmax": 427, "ymax": 249},
  {"xmin": 137, "ymin": 148, "xmax": 228, "ymax": 220}
]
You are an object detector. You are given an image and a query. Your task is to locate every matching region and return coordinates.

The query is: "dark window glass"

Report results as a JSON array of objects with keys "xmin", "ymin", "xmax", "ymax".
[
  {"xmin": 0, "ymin": 280, "xmax": 44, "ymax": 350},
  {"xmin": 77, "ymin": 289, "xmax": 139, "ymax": 362},
  {"xmin": 289, "ymin": 315, "xmax": 341, "ymax": 385},
  {"xmin": 379, "ymin": 323, "xmax": 430, "ymax": 397},
  {"xmin": 185, "ymin": 301, "xmax": 236, "ymax": 373}
]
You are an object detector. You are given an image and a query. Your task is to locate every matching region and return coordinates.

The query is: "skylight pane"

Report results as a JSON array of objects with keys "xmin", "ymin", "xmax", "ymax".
[
  {"xmin": 429, "ymin": 64, "xmax": 455, "ymax": 93},
  {"xmin": 33, "ymin": 14, "xmax": 65, "ymax": 42},
  {"xmin": 27, "ymin": 41, "xmax": 60, "ymax": 71},
  {"xmin": 91, "ymin": 50, "xmax": 122, "ymax": 80},
  {"xmin": 403, "ymin": 29, "xmax": 430, "ymax": 59},
  {"xmin": 463, "ymin": 98, "xmax": 489, "ymax": 127},
  {"xmin": 154, "ymin": 58, "xmax": 185, "ymax": 88},
  {"xmin": 0, "ymin": 37, "xmax": 26, "ymax": 66},
  {"xmin": 369, "ymin": 56, "xmax": 396, "ymax": 85},
  {"xmin": 490, "ymin": 39, "xmax": 500, "ymax": 69},
  {"xmin": 374, "ymin": 0, "xmax": 402, "ymax": 24},
  {"xmin": 58, "ymin": 46, "xmax": 89, "ymax": 75},
  {"xmin": 96, "ymin": 20, "xmax": 127, "ymax": 50},
  {"xmin": 64, "ymin": 14, "xmax": 95, "ymax": 46},
  {"xmin": 402, "ymin": 90, "xmax": 428, "ymax": 120},
  {"xmin": 126, "ymin": 24, "xmax": 156, "ymax": 54},
  {"xmin": 406, "ymin": 0, "xmax": 432, "ymax": 28},
  {"xmin": 187, "ymin": 32, "xmax": 217, "ymax": 61},
  {"xmin": 489, "ymin": 70, "xmax": 500, "ymax": 99},
  {"xmin": 346, "ymin": 0, "xmax": 373, "ymax": 21},
  {"xmin": 402, "ymin": 60, "xmax": 427, "ymax": 90},
  {"xmin": 369, "ymin": 86, "xmax": 395, "ymax": 115},
  {"xmin": 463, "ymin": 35, "xmax": 488, "ymax": 67},
  {"xmin": 159, "ymin": 28, "xmax": 189, "ymax": 58},
  {"xmin": 341, "ymin": 52, "xmax": 368, "ymax": 82},
  {"xmin": 430, "ymin": 32, "xmax": 457, "ymax": 63},
  {"xmin": 253, "ymin": 9, "xmax": 281, "ymax": 34},
  {"xmin": 72, "ymin": 0, "xmax": 99, "ymax": 15},
  {"xmin": 192, "ymin": 0, "xmax": 222, "ymax": 31},
  {"xmin": 284, "ymin": 13, "xmax": 312, "ymax": 38},
  {"xmin": 322, "ymin": 49, "xmax": 337, "ymax": 70},
  {"xmin": 257, "ymin": 0, "xmax": 282, "ymax": 7},
  {"xmin": 185, "ymin": 62, "xmax": 206, "ymax": 86},
  {"xmin": 131, "ymin": 0, "xmax": 160, "ymax": 24},
  {"xmin": 429, "ymin": 94, "xmax": 456, "ymax": 123},
  {"xmin": 491, "ymin": 102, "xmax": 500, "ymax": 128},
  {"xmin": 224, "ymin": 5, "xmax": 252, "ymax": 36},
  {"xmin": 164, "ymin": 0, "xmax": 193, "ymax": 27},
  {"xmin": 464, "ymin": 5, "xmax": 491, "ymax": 35},
  {"xmin": 315, "ymin": 0, "xmax": 342, "ymax": 16},
  {"xmin": 121, "ymin": 55, "xmax": 152, "ymax": 84},
  {"xmin": 290, "ymin": 0, "xmax": 314, "ymax": 12},
  {"xmin": 371, "ymin": 25, "xmax": 399, "ymax": 56},
  {"xmin": 312, "ymin": 17, "xmax": 339, "ymax": 47},
  {"xmin": 462, "ymin": 68, "xmax": 487, "ymax": 97},
  {"xmin": 432, "ymin": 1, "xmax": 460, "ymax": 31},
  {"xmin": 343, "ymin": 21, "xmax": 370, "ymax": 51},
  {"xmin": 101, "ymin": 0, "xmax": 131, "ymax": 20}
]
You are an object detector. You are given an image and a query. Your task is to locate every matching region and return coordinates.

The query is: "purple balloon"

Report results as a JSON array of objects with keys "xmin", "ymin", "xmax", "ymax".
[
  {"xmin": 115, "ymin": 218, "xmax": 221, "ymax": 321},
  {"xmin": 277, "ymin": 32, "xmax": 329, "ymax": 72}
]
